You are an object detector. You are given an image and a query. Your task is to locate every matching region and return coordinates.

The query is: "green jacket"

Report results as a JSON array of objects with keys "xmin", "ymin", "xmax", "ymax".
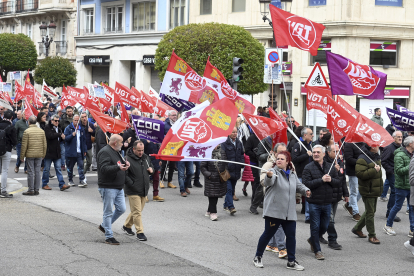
[
  {"xmin": 15, "ymin": 118, "xmax": 28, "ymax": 143},
  {"xmin": 370, "ymin": 115, "xmax": 383, "ymax": 127},
  {"xmin": 355, "ymin": 152, "xmax": 383, "ymax": 197},
  {"xmin": 394, "ymin": 147, "xmax": 412, "ymax": 190}
]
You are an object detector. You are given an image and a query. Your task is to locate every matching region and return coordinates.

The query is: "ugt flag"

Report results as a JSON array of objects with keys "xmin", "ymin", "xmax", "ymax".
[
  {"xmin": 306, "ymin": 86, "xmax": 332, "ymax": 114},
  {"xmin": 131, "ymin": 115, "xmax": 165, "ymax": 143},
  {"xmin": 269, "ymin": 108, "xmax": 288, "ymax": 146},
  {"xmin": 326, "ymin": 52, "xmax": 387, "ymax": 100},
  {"xmin": 88, "ymin": 109, "xmax": 128, "ymax": 134},
  {"xmin": 386, "ymin": 107, "xmax": 414, "ymax": 131},
  {"xmin": 345, "ymin": 114, "xmax": 393, "ymax": 148},
  {"xmin": 326, "ymin": 96, "xmax": 357, "ymax": 142},
  {"xmin": 269, "ymin": 4, "xmax": 325, "ymax": 56},
  {"xmin": 242, "ymin": 112, "xmax": 287, "ymax": 141},
  {"xmin": 154, "ymin": 98, "xmax": 239, "ymax": 161}
]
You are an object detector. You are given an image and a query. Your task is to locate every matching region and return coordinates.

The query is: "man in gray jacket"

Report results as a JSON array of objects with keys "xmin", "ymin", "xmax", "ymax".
[{"xmin": 371, "ymin": 108, "xmax": 384, "ymax": 127}]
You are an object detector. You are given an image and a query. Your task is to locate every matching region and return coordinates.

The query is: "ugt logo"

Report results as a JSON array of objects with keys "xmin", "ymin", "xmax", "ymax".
[
  {"xmin": 287, "ymin": 15, "xmax": 317, "ymax": 51},
  {"xmin": 177, "ymin": 118, "xmax": 212, "ymax": 143},
  {"xmin": 343, "ymin": 61, "xmax": 380, "ymax": 97},
  {"xmin": 220, "ymin": 81, "xmax": 237, "ymax": 100}
]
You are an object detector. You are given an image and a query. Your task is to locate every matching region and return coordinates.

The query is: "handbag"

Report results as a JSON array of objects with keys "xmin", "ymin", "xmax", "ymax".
[{"xmin": 215, "ymin": 162, "xmax": 231, "ymax": 183}]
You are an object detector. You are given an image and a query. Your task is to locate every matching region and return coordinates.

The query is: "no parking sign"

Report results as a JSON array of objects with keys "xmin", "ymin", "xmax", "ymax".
[{"xmin": 265, "ymin": 48, "xmax": 283, "ymax": 65}]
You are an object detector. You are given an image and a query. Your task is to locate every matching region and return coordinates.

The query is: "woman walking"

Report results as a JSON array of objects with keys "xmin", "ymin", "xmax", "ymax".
[
  {"xmin": 200, "ymin": 145, "xmax": 228, "ymax": 221},
  {"xmin": 253, "ymin": 151, "xmax": 310, "ymax": 271}
]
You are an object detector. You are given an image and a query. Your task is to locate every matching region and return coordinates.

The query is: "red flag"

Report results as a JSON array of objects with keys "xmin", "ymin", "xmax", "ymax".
[
  {"xmin": 60, "ymin": 85, "xmax": 78, "ymax": 110},
  {"xmin": 269, "ymin": 4, "xmax": 325, "ymax": 56},
  {"xmin": 243, "ymin": 112, "xmax": 287, "ymax": 141},
  {"xmin": 65, "ymin": 86, "xmax": 88, "ymax": 106},
  {"xmin": 25, "ymin": 70, "xmax": 30, "ymax": 82},
  {"xmin": 1, "ymin": 91, "xmax": 13, "ymax": 105},
  {"xmin": 42, "ymin": 80, "xmax": 58, "ymax": 98},
  {"xmin": 84, "ymin": 93, "xmax": 112, "ymax": 113},
  {"xmin": 14, "ymin": 81, "xmax": 25, "ymax": 103},
  {"xmin": 88, "ymin": 108, "xmax": 128, "ymax": 134},
  {"xmin": 22, "ymin": 80, "xmax": 35, "ymax": 105},
  {"xmin": 29, "ymin": 102, "xmax": 39, "ymax": 116},
  {"xmin": 120, "ymin": 102, "xmax": 130, "ymax": 127},
  {"xmin": 344, "ymin": 114, "xmax": 393, "ymax": 148},
  {"xmin": 280, "ymin": 111, "xmax": 300, "ymax": 127},
  {"xmin": 336, "ymin": 96, "xmax": 359, "ymax": 120},
  {"xmin": 326, "ymin": 96, "xmax": 357, "ymax": 142},
  {"xmin": 268, "ymin": 108, "xmax": 288, "ymax": 146},
  {"xmin": 33, "ymin": 89, "xmax": 43, "ymax": 108},
  {"xmin": 102, "ymin": 83, "xmax": 115, "ymax": 104},
  {"xmin": 114, "ymin": 82, "xmax": 140, "ymax": 109},
  {"xmin": 23, "ymin": 99, "xmax": 35, "ymax": 120},
  {"xmin": 140, "ymin": 90, "xmax": 176, "ymax": 117},
  {"xmin": 306, "ymin": 86, "xmax": 332, "ymax": 114}
]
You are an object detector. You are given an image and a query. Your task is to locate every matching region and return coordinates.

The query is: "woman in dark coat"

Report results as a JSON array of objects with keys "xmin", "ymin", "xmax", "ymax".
[{"xmin": 200, "ymin": 145, "xmax": 228, "ymax": 221}]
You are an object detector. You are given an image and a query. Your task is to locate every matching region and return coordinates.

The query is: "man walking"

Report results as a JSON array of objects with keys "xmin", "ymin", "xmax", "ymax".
[
  {"xmin": 20, "ymin": 116, "xmax": 47, "ymax": 196},
  {"xmin": 15, "ymin": 111, "xmax": 28, "ymax": 173},
  {"xmin": 97, "ymin": 134, "xmax": 129, "ymax": 245},
  {"xmin": 59, "ymin": 106, "xmax": 74, "ymax": 171},
  {"xmin": 160, "ymin": 110, "xmax": 177, "ymax": 189},
  {"xmin": 371, "ymin": 108, "xmax": 384, "ymax": 127},
  {"xmin": 0, "ymin": 110, "xmax": 17, "ymax": 198},
  {"xmin": 302, "ymin": 145, "xmax": 340, "ymax": 260},
  {"xmin": 80, "ymin": 112, "xmax": 95, "ymax": 173},
  {"xmin": 42, "ymin": 114, "xmax": 70, "ymax": 191},
  {"xmin": 123, "ymin": 141, "xmax": 154, "ymax": 241},
  {"xmin": 142, "ymin": 139, "xmax": 164, "ymax": 202},
  {"xmin": 64, "ymin": 114, "xmax": 87, "ymax": 187},
  {"xmin": 384, "ymin": 136, "xmax": 414, "ymax": 237}
]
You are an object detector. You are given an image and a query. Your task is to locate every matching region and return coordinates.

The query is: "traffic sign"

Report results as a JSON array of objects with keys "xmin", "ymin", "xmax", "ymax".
[
  {"xmin": 304, "ymin": 62, "xmax": 329, "ymax": 88},
  {"xmin": 265, "ymin": 48, "xmax": 283, "ymax": 65},
  {"xmin": 268, "ymin": 51, "xmax": 279, "ymax": 63}
]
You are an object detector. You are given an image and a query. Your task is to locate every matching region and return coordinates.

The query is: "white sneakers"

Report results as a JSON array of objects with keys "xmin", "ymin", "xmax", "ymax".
[
  {"xmin": 287, "ymin": 260, "xmax": 305, "ymax": 271},
  {"xmin": 404, "ymin": 241, "xmax": 414, "ymax": 256},
  {"xmin": 205, "ymin": 212, "xmax": 218, "ymax": 221},
  {"xmin": 383, "ymin": 225, "xmax": 397, "ymax": 236}
]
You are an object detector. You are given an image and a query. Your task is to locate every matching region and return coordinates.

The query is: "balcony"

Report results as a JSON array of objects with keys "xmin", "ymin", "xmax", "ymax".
[
  {"xmin": 0, "ymin": 1, "xmax": 15, "ymax": 14},
  {"xmin": 15, "ymin": 0, "xmax": 38, "ymax": 13},
  {"xmin": 55, "ymin": 41, "xmax": 67, "ymax": 55},
  {"xmin": 104, "ymin": 27, "xmax": 123, "ymax": 34}
]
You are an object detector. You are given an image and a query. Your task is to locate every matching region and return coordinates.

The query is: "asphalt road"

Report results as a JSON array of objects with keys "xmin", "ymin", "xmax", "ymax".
[{"xmin": 2, "ymin": 152, "xmax": 414, "ymax": 275}]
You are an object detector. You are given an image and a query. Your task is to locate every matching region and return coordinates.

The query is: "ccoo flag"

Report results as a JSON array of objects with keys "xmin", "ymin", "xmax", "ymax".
[
  {"xmin": 326, "ymin": 52, "xmax": 387, "ymax": 100},
  {"xmin": 269, "ymin": 4, "xmax": 325, "ymax": 56}
]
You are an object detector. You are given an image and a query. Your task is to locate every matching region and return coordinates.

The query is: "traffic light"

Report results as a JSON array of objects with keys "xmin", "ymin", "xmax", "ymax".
[{"xmin": 232, "ymin": 57, "xmax": 244, "ymax": 83}]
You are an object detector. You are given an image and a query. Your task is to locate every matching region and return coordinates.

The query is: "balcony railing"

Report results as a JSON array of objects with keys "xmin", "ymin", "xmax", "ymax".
[
  {"xmin": 104, "ymin": 27, "xmax": 123, "ymax": 34},
  {"xmin": 55, "ymin": 41, "xmax": 67, "ymax": 55},
  {"xmin": 38, "ymin": 42, "xmax": 46, "ymax": 56},
  {"xmin": 0, "ymin": 1, "xmax": 15, "ymax": 14},
  {"xmin": 15, "ymin": 0, "xmax": 38, "ymax": 13},
  {"xmin": 83, "ymin": 29, "xmax": 94, "ymax": 35}
]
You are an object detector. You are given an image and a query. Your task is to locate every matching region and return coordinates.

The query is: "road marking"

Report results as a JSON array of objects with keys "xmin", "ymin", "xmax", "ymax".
[{"xmin": 10, "ymin": 187, "xmax": 28, "ymax": 194}]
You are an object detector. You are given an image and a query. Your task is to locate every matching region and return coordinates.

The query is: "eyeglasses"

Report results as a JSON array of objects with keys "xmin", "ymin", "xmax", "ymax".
[{"xmin": 53, "ymin": 120, "xmax": 60, "ymax": 122}]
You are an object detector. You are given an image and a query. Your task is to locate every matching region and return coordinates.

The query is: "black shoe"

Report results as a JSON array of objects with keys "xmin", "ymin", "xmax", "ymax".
[
  {"xmin": 193, "ymin": 182, "xmax": 203, "ymax": 188},
  {"xmin": 394, "ymin": 216, "xmax": 401, "ymax": 222},
  {"xmin": 105, "ymin": 237, "xmax": 120, "ymax": 245},
  {"xmin": 92, "ymin": 168, "xmax": 97, "ymax": 171},
  {"xmin": 122, "ymin": 225, "xmax": 135, "ymax": 236},
  {"xmin": 328, "ymin": 242, "xmax": 342, "ymax": 250},
  {"xmin": 242, "ymin": 188, "xmax": 248, "ymax": 196},
  {"xmin": 301, "ymin": 208, "xmax": 305, "ymax": 214},
  {"xmin": 187, "ymin": 184, "xmax": 193, "ymax": 188},
  {"xmin": 319, "ymin": 236, "xmax": 328, "ymax": 244},
  {"xmin": 163, "ymin": 177, "xmax": 167, "ymax": 181},
  {"xmin": 305, "ymin": 219, "xmax": 310, "ymax": 224},
  {"xmin": 34, "ymin": 191, "xmax": 39, "ymax": 195},
  {"xmin": 249, "ymin": 207, "xmax": 259, "ymax": 215},
  {"xmin": 99, "ymin": 224, "xmax": 105, "ymax": 234},
  {"xmin": 0, "ymin": 191, "xmax": 13, "ymax": 198},
  {"xmin": 259, "ymin": 204, "xmax": 263, "ymax": 209},
  {"xmin": 137, "ymin": 233, "xmax": 147, "ymax": 241},
  {"xmin": 49, "ymin": 175, "xmax": 55, "ymax": 179}
]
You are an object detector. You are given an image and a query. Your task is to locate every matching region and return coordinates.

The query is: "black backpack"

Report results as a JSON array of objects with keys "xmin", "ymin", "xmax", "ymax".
[{"xmin": 0, "ymin": 125, "xmax": 10, "ymax": 156}]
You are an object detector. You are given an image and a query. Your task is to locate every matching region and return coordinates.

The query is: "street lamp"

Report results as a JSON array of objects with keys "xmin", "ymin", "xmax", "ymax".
[
  {"xmin": 39, "ymin": 21, "xmax": 57, "ymax": 57},
  {"xmin": 259, "ymin": 0, "xmax": 270, "ymax": 18}
]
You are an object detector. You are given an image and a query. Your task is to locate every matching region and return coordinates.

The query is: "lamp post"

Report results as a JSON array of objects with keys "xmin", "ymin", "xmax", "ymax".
[{"xmin": 39, "ymin": 21, "xmax": 57, "ymax": 57}]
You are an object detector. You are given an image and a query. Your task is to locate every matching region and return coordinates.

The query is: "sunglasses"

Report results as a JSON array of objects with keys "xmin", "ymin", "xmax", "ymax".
[{"xmin": 53, "ymin": 120, "xmax": 60, "ymax": 122}]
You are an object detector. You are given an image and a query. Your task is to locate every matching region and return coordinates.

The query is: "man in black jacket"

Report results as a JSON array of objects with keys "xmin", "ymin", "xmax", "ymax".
[
  {"xmin": 256, "ymin": 136, "xmax": 273, "ymax": 168},
  {"xmin": 343, "ymin": 142, "xmax": 369, "ymax": 222},
  {"xmin": 97, "ymin": 134, "xmax": 129, "ymax": 245},
  {"xmin": 122, "ymin": 141, "xmax": 154, "ymax": 241},
  {"xmin": 322, "ymin": 144, "xmax": 349, "ymax": 250},
  {"xmin": 312, "ymin": 129, "xmax": 328, "ymax": 147},
  {"xmin": 0, "ymin": 110, "xmax": 17, "ymax": 198},
  {"xmin": 41, "ymin": 114, "xmax": 70, "ymax": 192},
  {"xmin": 59, "ymin": 106, "xmax": 74, "ymax": 172},
  {"xmin": 380, "ymin": 131, "xmax": 402, "ymax": 222},
  {"xmin": 292, "ymin": 127, "xmax": 313, "ymax": 222},
  {"xmin": 303, "ymin": 145, "xmax": 340, "ymax": 260},
  {"xmin": 142, "ymin": 139, "xmax": 164, "ymax": 202},
  {"xmin": 80, "ymin": 112, "xmax": 95, "ymax": 173}
]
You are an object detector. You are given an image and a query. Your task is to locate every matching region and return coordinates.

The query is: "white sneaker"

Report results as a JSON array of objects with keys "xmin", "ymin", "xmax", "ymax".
[
  {"xmin": 404, "ymin": 241, "xmax": 414, "ymax": 256},
  {"xmin": 210, "ymin": 213, "xmax": 218, "ymax": 221},
  {"xmin": 379, "ymin": 197, "xmax": 388, "ymax": 202},
  {"xmin": 384, "ymin": 225, "xmax": 397, "ymax": 236},
  {"xmin": 287, "ymin": 260, "xmax": 305, "ymax": 271},
  {"xmin": 205, "ymin": 212, "xmax": 210, "ymax": 217},
  {"xmin": 78, "ymin": 180, "xmax": 87, "ymax": 188},
  {"xmin": 253, "ymin": 256, "xmax": 263, "ymax": 268}
]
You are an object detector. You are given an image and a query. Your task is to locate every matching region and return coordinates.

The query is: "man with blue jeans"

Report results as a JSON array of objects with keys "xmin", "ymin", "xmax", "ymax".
[
  {"xmin": 42, "ymin": 114, "xmax": 70, "ymax": 191},
  {"xmin": 384, "ymin": 136, "xmax": 414, "ymax": 236},
  {"xmin": 97, "ymin": 134, "xmax": 129, "ymax": 245},
  {"xmin": 177, "ymin": 161, "xmax": 194, "ymax": 197},
  {"xmin": 193, "ymin": 161, "xmax": 203, "ymax": 188},
  {"xmin": 64, "ymin": 115, "xmax": 87, "ymax": 187},
  {"xmin": 381, "ymin": 131, "xmax": 403, "ymax": 222},
  {"xmin": 303, "ymin": 145, "xmax": 340, "ymax": 260}
]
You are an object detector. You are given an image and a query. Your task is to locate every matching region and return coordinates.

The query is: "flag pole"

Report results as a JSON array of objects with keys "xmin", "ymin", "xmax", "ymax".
[
  {"xmin": 327, "ymin": 141, "xmax": 345, "ymax": 175},
  {"xmin": 287, "ymin": 127, "xmax": 312, "ymax": 150},
  {"xmin": 352, "ymin": 142, "xmax": 376, "ymax": 164}
]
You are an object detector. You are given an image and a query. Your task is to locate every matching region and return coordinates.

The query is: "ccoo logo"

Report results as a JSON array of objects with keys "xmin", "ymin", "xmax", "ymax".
[{"xmin": 287, "ymin": 15, "xmax": 317, "ymax": 51}]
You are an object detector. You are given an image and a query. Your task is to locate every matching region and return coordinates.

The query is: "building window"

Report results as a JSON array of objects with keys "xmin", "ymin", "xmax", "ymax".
[
  {"xmin": 61, "ymin": 20, "xmax": 66, "ymax": 41},
  {"xmin": 375, "ymin": 0, "xmax": 402, "ymax": 7},
  {"xmin": 11, "ymin": 25, "xmax": 15, "ymax": 34},
  {"xmin": 105, "ymin": 6, "xmax": 123, "ymax": 33},
  {"xmin": 232, "ymin": 0, "xmax": 245, "ymax": 12},
  {"xmin": 170, "ymin": 0, "xmax": 185, "ymax": 29},
  {"xmin": 369, "ymin": 41, "xmax": 397, "ymax": 66},
  {"xmin": 132, "ymin": 1, "xmax": 156, "ymax": 31},
  {"xmin": 309, "ymin": 0, "xmax": 326, "ymax": 6},
  {"xmin": 311, "ymin": 40, "xmax": 331, "ymax": 65},
  {"xmin": 200, "ymin": 0, "xmax": 212, "ymax": 15},
  {"xmin": 84, "ymin": 9, "xmax": 94, "ymax": 34},
  {"xmin": 27, "ymin": 23, "xmax": 32, "ymax": 39}
]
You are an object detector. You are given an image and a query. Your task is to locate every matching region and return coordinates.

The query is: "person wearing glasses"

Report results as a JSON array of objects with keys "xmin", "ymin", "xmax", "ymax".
[{"xmin": 42, "ymin": 114, "xmax": 70, "ymax": 191}]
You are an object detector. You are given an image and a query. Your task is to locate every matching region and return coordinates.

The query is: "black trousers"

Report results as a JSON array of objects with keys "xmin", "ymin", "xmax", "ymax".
[
  {"xmin": 250, "ymin": 167, "xmax": 263, "ymax": 209},
  {"xmin": 208, "ymin": 197, "xmax": 219, "ymax": 213},
  {"xmin": 160, "ymin": 161, "xmax": 175, "ymax": 183}
]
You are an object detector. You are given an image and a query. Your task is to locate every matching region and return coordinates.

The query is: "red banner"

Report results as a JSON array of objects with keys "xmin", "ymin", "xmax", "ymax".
[
  {"xmin": 66, "ymin": 86, "xmax": 88, "ymax": 106},
  {"xmin": 306, "ymin": 86, "xmax": 332, "ymax": 114},
  {"xmin": 269, "ymin": 108, "xmax": 288, "ymax": 147},
  {"xmin": 140, "ymin": 90, "xmax": 176, "ymax": 117},
  {"xmin": 14, "ymin": 81, "xmax": 25, "ymax": 103},
  {"xmin": 243, "ymin": 112, "xmax": 287, "ymax": 141},
  {"xmin": 336, "ymin": 96, "xmax": 359, "ymax": 120},
  {"xmin": 114, "ymin": 82, "xmax": 140, "ymax": 109},
  {"xmin": 23, "ymin": 99, "xmax": 35, "ymax": 120},
  {"xmin": 326, "ymin": 96, "xmax": 357, "ymax": 142},
  {"xmin": 88, "ymin": 109, "xmax": 128, "ymax": 134}
]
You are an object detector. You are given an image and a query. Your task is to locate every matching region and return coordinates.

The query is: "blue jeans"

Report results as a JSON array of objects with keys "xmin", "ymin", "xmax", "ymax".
[
  {"xmin": 381, "ymin": 179, "xmax": 390, "ymax": 198},
  {"xmin": 387, "ymin": 188, "xmax": 414, "ymax": 231},
  {"xmin": 348, "ymin": 176, "xmax": 361, "ymax": 215},
  {"xmin": 194, "ymin": 161, "xmax": 201, "ymax": 184},
  {"xmin": 385, "ymin": 173, "xmax": 396, "ymax": 215},
  {"xmin": 60, "ymin": 143, "xmax": 65, "ymax": 167},
  {"xmin": 308, "ymin": 203, "xmax": 331, "ymax": 253},
  {"xmin": 42, "ymin": 158, "xmax": 65, "ymax": 188},
  {"xmin": 15, "ymin": 143, "xmax": 27, "ymax": 171},
  {"xmin": 177, "ymin": 161, "xmax": 194, "ymax": 193},
  {"xmin": 256, "ymin": 217, "xmax": 296, "ymax": 262},
  {"xmin": 224, "ymin": 179, "xmax": 237, "ymax": 209},
  {"xmin": 67, "ymin": 153, "xmax": 85, "ymax": 182},
  {"xmin": 98, "ymin": 188, "xmax": 126, "ymax": 239},
  {"xmin": 268, "ymin": 226, "xmax": 286, "ymax": 250},
  {"xmin": 299, "ymin": 178, "xmax": 310, "ymax": 220}
]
